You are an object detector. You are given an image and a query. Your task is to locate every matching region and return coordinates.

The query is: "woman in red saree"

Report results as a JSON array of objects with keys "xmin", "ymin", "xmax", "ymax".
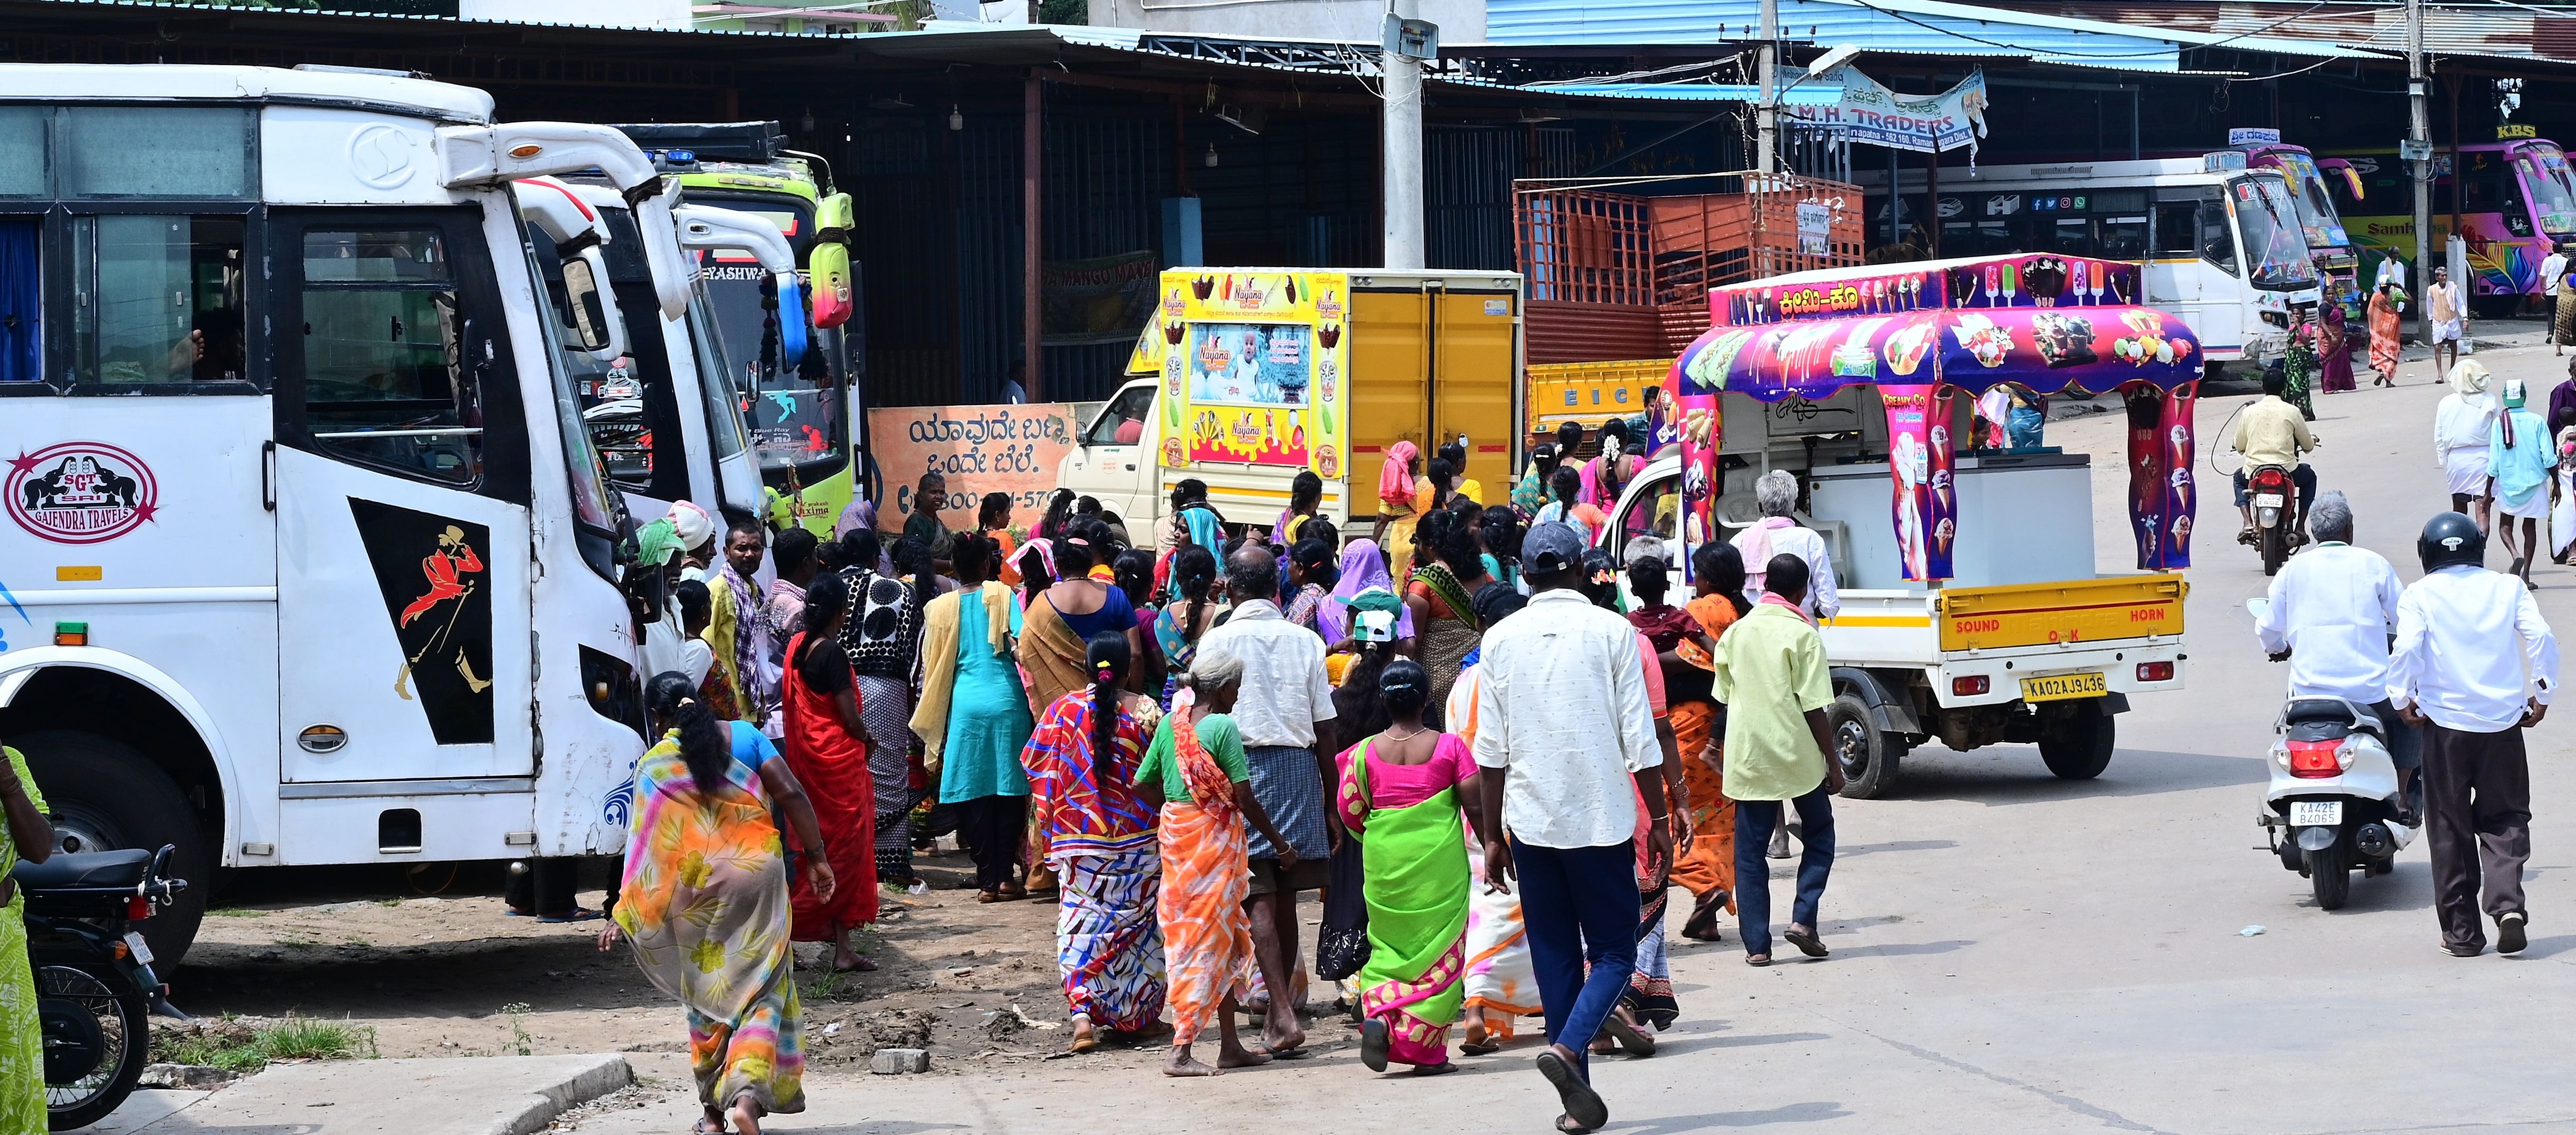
[
  {"xmin": 2368, "ymin": 283, "xmax": 2404, "ymax": 387},
  {"xmin": 781, "ymin": 573, "xmax": 881, "ymax": 971}
]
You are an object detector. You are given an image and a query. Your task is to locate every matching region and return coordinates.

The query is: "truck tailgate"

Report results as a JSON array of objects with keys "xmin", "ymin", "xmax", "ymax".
[{"xmin": 1936, "ymin": 575, "xmax": 2186, "ymax": 652}]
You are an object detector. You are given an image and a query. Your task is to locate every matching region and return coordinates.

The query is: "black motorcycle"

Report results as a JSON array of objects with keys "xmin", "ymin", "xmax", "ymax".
[{"xmin": 13, "ymin": 845, "xmax": 187, "ymax": 1131}]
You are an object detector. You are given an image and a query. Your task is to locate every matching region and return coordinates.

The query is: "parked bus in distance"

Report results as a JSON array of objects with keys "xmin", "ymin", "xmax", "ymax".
[
  {"xmin": 2236, "ymin": 141, "xmax": 2366, "ymax": 322},
  {"xmin": 611, "ymin": 122, "xmax": 861, "ymax": 536},
  {"xmin": 2326, "ymin": 133, "xmax": 2576, "ymax": 317},
  {"xmin": 1864, "ymin": 157, "xmax": 2322, "ymax": 371}
]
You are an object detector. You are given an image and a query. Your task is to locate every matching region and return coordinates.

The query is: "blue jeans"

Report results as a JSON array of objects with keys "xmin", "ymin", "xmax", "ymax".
[
  {"xmin": 1509, "ymin": 838, "xmax": 1638, "ymax": 1079},
  {"xmin": 1735, "ymin": 787, "xmax": 1838, "ymax": 958}
]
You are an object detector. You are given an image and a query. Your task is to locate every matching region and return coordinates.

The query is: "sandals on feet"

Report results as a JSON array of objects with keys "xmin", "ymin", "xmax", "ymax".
[
  {"xmin": 1360, "ymin": 1018, "xmax": 1391, "ymax": 1073},
  {"xmin": 1601, "ymin": 1014, "xmax": 1657, "ymax": 1057},
  {"xmin": 1536, "ymin": 1050, "xmax": 1609, "ymax": 1131},
  {"xmin": 1782, "ymin": 926, "xmax": 1830, "ymax": 959}
]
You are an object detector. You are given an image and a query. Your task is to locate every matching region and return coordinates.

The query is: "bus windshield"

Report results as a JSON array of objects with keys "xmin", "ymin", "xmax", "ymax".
[
  {"xmin": 2232, "ymin": 176, "xmax": 2320, "ymax": 290},
  {"xmin": 689, "ymin": 195, "xmax": 848, "ymax": 482},
  {"xmin": 2266, "ymin": 151, "xmax": 2350, "ymax": 250},
  {"xmin": 2520, "ymin": 142, "xmax": 2576, "ymax": 235}
]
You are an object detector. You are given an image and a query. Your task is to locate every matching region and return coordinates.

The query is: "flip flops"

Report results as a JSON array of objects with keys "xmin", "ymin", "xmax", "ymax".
[
  {"xmin": 1537, "ymin": 1049, "xmax": 1609, "ymax": 1131},
  {"xmin": 1360, "ymin": 1019, "xmax": 1391, "ymax": 1072},
  {"xmin": 1600, "ymin": 1014, "xmax": 1657, "ymax": 1057},
  {"xmin": 536, "ymin": 908, "xmax": 604, "ymax": 924},
  {"xmin": 1782, "ymin": 926, "xmax": 1830, "ymax": 958}
]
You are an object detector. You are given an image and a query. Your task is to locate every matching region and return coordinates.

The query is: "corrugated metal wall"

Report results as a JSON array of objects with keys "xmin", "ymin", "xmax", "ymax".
[
  {"xmin": 851, "ymin": 115, "xmax": 960, "ymax": 409},
  {"xmin": 1429, "ymin": 125, "xmax": 1523, "ymax": 271},
  {"xmin": 1190, "ymin": 114, "xmax": 1378, "ymax": 268},
  {"xmin": 1041, "ymin": 110, "xmax": 1168, "ymax": 403},
  {"xmin": 952, "ymin": 116, "xmax": 1023, "ymax": 406}
]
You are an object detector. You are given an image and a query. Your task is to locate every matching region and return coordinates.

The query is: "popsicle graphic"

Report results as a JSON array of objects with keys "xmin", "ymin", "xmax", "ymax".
[{"xmin": 1983, "ymin": 265, "xmax": 2000, "ymax": 306}]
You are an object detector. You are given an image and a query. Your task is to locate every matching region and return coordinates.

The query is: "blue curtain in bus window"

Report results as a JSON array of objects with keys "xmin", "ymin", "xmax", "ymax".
[{"xmin": 0, "ymin": 218, "xmax": 35, "ymax": 382}]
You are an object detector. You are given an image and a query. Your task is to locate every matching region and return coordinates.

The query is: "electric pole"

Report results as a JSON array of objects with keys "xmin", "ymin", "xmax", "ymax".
[
  {"xmin": 1756, "ymin": 0, "xmax": 1780, "ymax": 174},
  {"xmin": 2408, "ymin": 0, "xmax": 2433, "ymax": 343},
  {"xmin": 1381, "ymin": 0, "xmax": 1425, "ymax": 269}
]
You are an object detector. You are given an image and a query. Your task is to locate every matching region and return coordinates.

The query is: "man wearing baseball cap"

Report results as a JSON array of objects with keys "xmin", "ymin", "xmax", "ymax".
[{"xmin": 1472, "ymin": 522, "xmax": 1670, "ymax": 1133}]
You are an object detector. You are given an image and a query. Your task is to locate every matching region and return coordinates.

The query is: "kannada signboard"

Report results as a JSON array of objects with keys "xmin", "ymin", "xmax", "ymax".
[
  {"xmin": 1136, "ymin": 269, "xmax": 1354, "ymax": 480},
  {"xmin": 866, "ymin": 403, "xmax": 1078, "ymax": 534}
]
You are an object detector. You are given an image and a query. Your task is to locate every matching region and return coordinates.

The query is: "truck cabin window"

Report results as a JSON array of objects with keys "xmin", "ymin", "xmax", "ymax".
[
  {"xmin": 1616, "ymin": 475, "xmax": 1680, "ymax": 563},
  {"xmin": 300, "ymin": 228, "xmax": 480, "ymax": 485},
  {"xmin": 1086, "ymin": 384, "xmax": 1155, "ymax": 446},
  {"xmin": 72, "ymin": 215, "xmax": 247, "ymax": 385}
]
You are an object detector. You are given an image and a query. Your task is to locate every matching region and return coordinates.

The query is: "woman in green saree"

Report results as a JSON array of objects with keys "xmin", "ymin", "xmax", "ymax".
[{"xmin": 1334, "ymin": 658, "xmax": 1493, "ymax": 1075}]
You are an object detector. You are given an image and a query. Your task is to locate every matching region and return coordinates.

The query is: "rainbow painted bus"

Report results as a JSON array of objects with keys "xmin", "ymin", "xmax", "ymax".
[
  {"xmin": 613, "ymin": 122, "xmax": 864, "ymax": 535},
  {"xmin": 2325, "ymin": 136, "xmax": 2576, "ymax": 317},
  {"xmin": 2238, "ymin": 143, "xmax": 2365, "ymax": 321}
]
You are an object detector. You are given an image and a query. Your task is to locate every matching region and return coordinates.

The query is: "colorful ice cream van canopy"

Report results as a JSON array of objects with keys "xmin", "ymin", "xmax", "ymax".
[{"xmin": 1668, "ymin": 253, "xmax": 2206, "ymax": 579}]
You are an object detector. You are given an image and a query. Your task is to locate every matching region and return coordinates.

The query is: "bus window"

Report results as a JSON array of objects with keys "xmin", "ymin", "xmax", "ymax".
[
  {"xmin": 299, "ymin": 227, "xmax": 480, "ymax": 485},
  {"xmin": 2051, "ymin": 218, "xmax": 2094, "ymax": 256},
  {"xmin": 2521, "ymin": 144, "xmax": 2576, "ymax": 234},
  {"xmin": 2199, "ymin": 201, "xmax": 2239, "ymax": 276},
  {"xmin": 71, "ymin": 215, "xmax": 246, "ymax": 385},
  {"xmin": 2100, "ymin": 215, "xmax": 2147, "ymax": 260},
  {"xmin": 0, "ymin": 217, "xmax": 36, "ymax": 381},
  {"xmin": 2152, "ymin": 203, "xmax": 2198, "ymax": 256}
]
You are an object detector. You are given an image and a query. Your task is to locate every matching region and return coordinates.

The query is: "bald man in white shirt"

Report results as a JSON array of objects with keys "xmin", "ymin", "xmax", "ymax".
[{"xmin": 2389, "ymin": 512, "xmax": 2559, "ymax": 957}]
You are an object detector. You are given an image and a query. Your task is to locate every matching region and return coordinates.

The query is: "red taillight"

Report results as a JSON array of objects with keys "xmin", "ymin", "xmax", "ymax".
[
  {"xmin": 127, "ymin": 896, "xmax": 151, "ymax": 919},
  {"xmin": 2287, "ymin": 739, "xmax": 2344, "ymax": 778},
  {"xmin": 2136, "ymin": 661, "xmax": 2174, "ymax": 682},
  {"xmin": 2254, "ymin": 469, "xmax": 2292, "ymax": 491},
  {"xmin": 1952, "ymin": 675, "xmax": 1990, "ymax": 697}
]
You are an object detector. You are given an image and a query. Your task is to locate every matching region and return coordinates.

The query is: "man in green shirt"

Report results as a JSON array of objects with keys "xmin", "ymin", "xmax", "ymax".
[{"xmin": 1710, "ymin": 554, "xmax": 1843, "ymax": 966}]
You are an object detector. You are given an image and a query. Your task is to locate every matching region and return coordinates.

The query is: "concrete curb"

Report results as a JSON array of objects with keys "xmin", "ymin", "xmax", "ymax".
[{"xmin": 483, "ymin": 1054, "xmax": 633, "ymax": 1135}]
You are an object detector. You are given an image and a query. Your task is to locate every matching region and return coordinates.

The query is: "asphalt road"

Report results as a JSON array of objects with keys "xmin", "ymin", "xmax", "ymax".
[{"xmin": 574, "ymin": 339, "xmax": 2576, "ymax": 1135}]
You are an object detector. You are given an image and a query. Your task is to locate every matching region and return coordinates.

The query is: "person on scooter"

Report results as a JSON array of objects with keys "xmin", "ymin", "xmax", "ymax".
[
  {"xmin": 2388, "ymin": 512, "xmax": 2560, "ymax": 957},
  {"xmin": 2251, "ymin": 492, "xmax": 2420, "ymax": 820},
  {"xmin": 2230, "ymin": 368, "xmax": 2320, "ymax": 547}
]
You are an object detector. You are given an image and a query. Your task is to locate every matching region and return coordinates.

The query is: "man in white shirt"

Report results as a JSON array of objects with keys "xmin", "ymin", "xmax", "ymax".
[
  {"xmin": 2426, "ymin": 266, "xmax": 2465, "ymax": 378},
  {"xmin": 1197, "ymin": 545, "xmax": 1338, "ymax": 1055},
  {"xmin": 2388, "ymin": 512, "xmax": 2559, "ymax": 957},
  {"xmin": 2252, "ymin": 493, "xmax": 2418, "ymax": 810},
  {"xmin": 1474, "ymin": 522, "xmax": 1670, "ymax": 1131},
  {"xmin": 1731, "ymin": 470, "xmax": 1841, "ymax": 619}
]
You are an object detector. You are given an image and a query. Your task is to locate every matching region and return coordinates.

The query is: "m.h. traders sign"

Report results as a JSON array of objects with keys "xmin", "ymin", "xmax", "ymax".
[{"xmin": 1789, "ymin": 68, "xmax": 1990, "ymax": 165}]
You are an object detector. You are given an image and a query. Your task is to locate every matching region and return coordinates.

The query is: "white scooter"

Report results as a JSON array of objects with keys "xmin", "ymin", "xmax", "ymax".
[{"xmin": 2248, "ymin": 600, "xmax": 2420, "ymax": 910}]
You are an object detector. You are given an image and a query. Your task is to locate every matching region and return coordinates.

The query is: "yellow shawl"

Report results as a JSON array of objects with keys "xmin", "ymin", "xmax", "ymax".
[
  {"xmin": 1014, "ymin": 592, "xmax": 1096, "ymax": 719},
  {"xmin": 908, "ymin": 581, "xmax": 1014, "ymax": 768}
]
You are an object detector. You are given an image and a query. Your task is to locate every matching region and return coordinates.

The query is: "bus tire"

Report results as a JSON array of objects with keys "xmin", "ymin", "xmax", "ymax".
[
  {"xmin": 13, "ymin": 730, "xmax": 210, "ymax": 966},
  {"xmin": 2037, "ymin": 703, "xmax": 2117, "ymax": 780},
  {"xmin": 1828, "ymin": 693, "xmax": 1904, "ymax": 799}
]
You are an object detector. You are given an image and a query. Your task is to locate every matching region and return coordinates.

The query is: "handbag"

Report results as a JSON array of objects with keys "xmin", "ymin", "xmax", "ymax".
[{"xmin": 1314, "ymin": 745, "xmax": 1372, "ymax": 981}]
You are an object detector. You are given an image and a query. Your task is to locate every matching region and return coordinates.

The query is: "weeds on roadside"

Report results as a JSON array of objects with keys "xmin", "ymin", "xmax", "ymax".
[
  {"xmin": 157, "ymin": 1014, "xmax": 379, "ymax": 1073},
  {"xmin": 208, "ymin": 908, "xmax": 264, "ymax": 919},
  {"xmin": 500, "ymin": 1002, "xmax": 535, "ymax": 1056}
]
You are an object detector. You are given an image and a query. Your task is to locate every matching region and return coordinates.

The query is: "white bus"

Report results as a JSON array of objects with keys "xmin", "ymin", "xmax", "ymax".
[
  {"xmin": 1866, "ymin": 157, "xmax": 2325, "ymax": 369},
  {"xmin": 0, "ymin": 64, "xmax": 719, "ymax": 960}
]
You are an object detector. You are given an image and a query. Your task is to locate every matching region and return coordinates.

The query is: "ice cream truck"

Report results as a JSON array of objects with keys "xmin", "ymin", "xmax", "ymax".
[{"xmin": 1602, "ymin": 253, "xmax": 2199, "ymax": 797}]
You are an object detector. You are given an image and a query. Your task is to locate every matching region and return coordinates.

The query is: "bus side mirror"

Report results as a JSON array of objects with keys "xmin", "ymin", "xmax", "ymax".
[{"xmin": 559, "ymin": 251, "xmax": 625, "ymax": 359}]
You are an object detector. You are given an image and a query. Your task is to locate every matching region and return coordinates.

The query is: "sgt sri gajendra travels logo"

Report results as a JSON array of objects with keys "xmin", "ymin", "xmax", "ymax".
[{"xmin": 7, "ymin": 442, "xmax": 159, "ymax": 545}]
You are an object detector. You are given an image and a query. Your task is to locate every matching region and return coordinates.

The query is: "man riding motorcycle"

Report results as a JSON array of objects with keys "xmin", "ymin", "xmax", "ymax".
[
  {"xmin": 2231, "ymin": 368, "xmax": 2320, "ymax": 546},
  {"xmin": 2252, "ymin": 491, "xmax": 2420, "ymax": 819}
]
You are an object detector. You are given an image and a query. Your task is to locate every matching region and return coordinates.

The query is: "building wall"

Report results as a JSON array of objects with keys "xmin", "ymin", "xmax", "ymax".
[
  {"xmin": 457, "ymin": 0, "xmax": 690, "ymax": 28},
  {"xmin": 1083, "ymin": 0, "xmax": 1484, "ymax": 41}
]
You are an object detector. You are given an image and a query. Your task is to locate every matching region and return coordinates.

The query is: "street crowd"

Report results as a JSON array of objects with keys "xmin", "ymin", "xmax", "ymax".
[
  {"xmin": 543, "ymin": 335, "xmax": 2572, "ymax": 1135},
  {"xmin": 580, "ymin": 418, "xmax": 1861, "ymax": 1135}
]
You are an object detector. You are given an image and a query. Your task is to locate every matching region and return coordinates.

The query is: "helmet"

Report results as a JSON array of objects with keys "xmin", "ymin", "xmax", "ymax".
[{"xmin": 2418, "ymin": 511, "xmax": 2486, "ymax": 574}]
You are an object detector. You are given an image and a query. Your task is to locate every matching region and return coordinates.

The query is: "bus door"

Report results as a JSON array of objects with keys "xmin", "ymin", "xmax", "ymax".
[
  {"xmin": 270, "ymin": 207, "xmax": 537, "ymax": 784},
  {"xmin": 2147, "ymin": 188, "xmax": 2241, "ymax": 358}
]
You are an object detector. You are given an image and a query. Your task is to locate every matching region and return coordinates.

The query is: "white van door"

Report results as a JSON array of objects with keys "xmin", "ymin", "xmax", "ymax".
[
  {"xmin": 271, "ymin": 209, "xmax": 536, "ymax": 784},
  {"xmin": 1063, "ymin": 381, "xmax": 1159, "ymax": 526}
]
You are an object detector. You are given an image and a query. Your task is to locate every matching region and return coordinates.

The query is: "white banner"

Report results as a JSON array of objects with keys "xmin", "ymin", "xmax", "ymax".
[{"xmin": 1789, "ymin": 68, "xmax": 1989, "ymax": 159}]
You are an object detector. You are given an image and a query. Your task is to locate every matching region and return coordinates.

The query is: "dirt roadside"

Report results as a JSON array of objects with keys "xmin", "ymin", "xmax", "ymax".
[{"xmin": 167, "ymin": 845, "xmax": 1353, "ymax": 1087}]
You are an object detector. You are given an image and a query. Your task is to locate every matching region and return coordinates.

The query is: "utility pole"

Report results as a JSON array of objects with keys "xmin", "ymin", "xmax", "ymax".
[
  {"xmin": 1755, "ymin": 0, "xmax": 1780, "ymax": 174},
  {"xmin": 1381, "ymin": 0, "xmax": 1425, "ymax": 269},
  {"xmin": 2407, "ymin": 0, "xmax": 2433, "ymax": 344}
]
